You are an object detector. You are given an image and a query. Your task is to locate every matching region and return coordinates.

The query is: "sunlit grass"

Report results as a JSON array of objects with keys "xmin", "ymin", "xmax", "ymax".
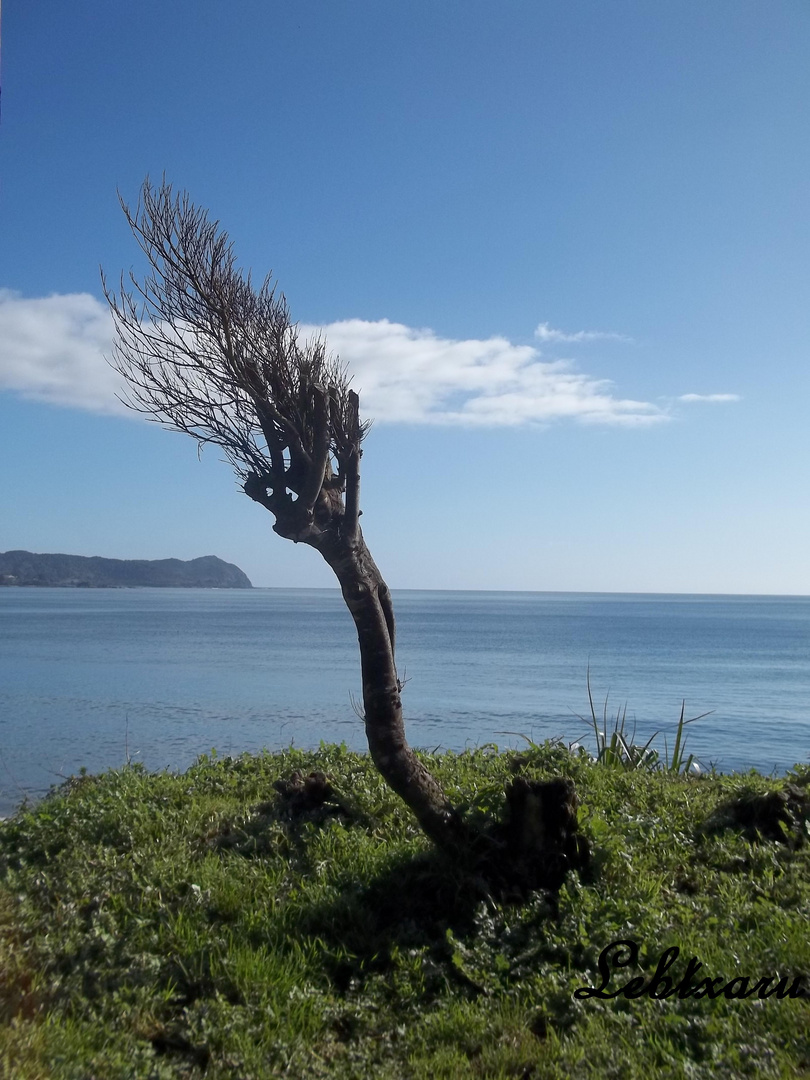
[{"xmin": 1, "ymin": 743, "xmax": 809, "ymax": 1078}]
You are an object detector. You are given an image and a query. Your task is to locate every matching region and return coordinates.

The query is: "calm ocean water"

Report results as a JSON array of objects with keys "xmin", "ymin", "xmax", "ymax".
[{"xmin": 0, "ymin": 588, "xmax": 808, "ymax": 816}]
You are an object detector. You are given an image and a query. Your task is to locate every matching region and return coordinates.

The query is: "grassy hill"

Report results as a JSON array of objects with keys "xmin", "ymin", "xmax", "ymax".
[{"xmin": 1, "ymin": 743, "xmax": 808, "ymax": 1078}]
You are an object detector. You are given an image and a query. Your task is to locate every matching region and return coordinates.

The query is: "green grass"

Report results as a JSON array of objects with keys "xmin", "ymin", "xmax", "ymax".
[
  {"xmin": 1, "ymin": 742, "xmax": 809, "ymax": 1078},
  {"xmin": 573, "ymin": 670, "xmax": 712, "ymax": 774}
]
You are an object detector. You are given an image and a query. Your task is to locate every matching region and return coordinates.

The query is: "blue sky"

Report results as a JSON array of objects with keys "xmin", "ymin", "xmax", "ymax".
[{"xmin": 1, "ymin": 1, "xmax": 809, "ymax": 592}]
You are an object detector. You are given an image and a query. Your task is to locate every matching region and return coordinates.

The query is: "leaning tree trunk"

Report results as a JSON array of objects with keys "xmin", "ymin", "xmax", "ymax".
[{"xmin": 316, "ymin": 528, "xmax": 468, "ymax": 849}]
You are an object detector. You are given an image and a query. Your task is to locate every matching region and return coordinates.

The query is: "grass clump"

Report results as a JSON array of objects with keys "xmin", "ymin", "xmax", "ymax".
[
  {"xmin": 1, "ymin": 743, "xmax": 809, "ymax": 1078},
  {"xmin": 573, "ymin": 671, "xmax": 711, "ymax": 775}
]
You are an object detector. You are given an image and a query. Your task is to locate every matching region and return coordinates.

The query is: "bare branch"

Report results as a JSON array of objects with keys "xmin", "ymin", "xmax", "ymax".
[{"xmin": 104, "ymin": 177, "xmax": 366, "ymax": 541}]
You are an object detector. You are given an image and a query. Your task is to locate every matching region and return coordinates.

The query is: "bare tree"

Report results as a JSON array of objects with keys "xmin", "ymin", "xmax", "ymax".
[
  {"xmin": 105, "ymin": 178, "xmax": 585, "ymax": 880},
  {"xmin": 104, "ymin": 178, "xmax": 465, "ymax": 849}
]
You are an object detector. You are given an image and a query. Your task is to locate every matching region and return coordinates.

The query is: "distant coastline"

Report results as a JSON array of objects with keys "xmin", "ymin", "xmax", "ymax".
[{"xmin": 0, "ymin": 550, "xmax": 252, "ymax": 589}]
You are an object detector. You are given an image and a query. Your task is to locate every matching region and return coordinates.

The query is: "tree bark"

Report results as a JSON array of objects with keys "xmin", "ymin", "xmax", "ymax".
[{"xmin": 313, "ymin": 527, "xmax": 467, "ymax": 849}]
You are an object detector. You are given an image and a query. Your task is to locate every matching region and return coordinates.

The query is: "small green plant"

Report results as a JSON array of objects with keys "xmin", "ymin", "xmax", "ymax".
[
  {"xmin": 577, "ymin": 669, "xmax": 710, "ymax": 775},
  {"xmin": 662, "ymin": 698, "xmax": 710, "ymax": 774}
]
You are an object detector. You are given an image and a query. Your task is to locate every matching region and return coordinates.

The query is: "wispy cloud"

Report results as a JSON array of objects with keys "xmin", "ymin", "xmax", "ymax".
[
  {"xmin": 678, "ymin": 393, "xmax": 741, "ymax": 403},
  {"xmin": 534, "ymin": 321, "xmax": 633, "ymax": 344},
  {"xmin": 301, "ymin": 318, "xmax": 664, "ymax": 427},
  {"xmin": 0, "ymin": 290, "xmax": 666, "ymax": 427}
]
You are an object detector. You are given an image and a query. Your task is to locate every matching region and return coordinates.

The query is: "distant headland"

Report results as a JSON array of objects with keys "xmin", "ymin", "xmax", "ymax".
[{"xmin": 0, "ymin": 550, "xmax": 253, "ymax": 589}]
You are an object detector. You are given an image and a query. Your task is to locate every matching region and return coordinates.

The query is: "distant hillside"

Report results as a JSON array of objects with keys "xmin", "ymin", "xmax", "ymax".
[{"xmin": 0, "ymin": 551, "xmax": 252, "ymax": 589}]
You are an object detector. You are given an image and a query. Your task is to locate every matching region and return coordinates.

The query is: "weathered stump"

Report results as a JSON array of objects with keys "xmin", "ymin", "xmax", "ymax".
[{"xmin": 494, "ymin": 776, "xmax": 589, "ymax": 893}]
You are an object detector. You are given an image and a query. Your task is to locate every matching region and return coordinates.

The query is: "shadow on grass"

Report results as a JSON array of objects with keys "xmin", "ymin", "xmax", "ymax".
[
  {"xmin": 203, "ymin": 768, "xmax": 591, "ymax": 995},
  {"xmin": 294, "ymin": 845, "xmax": 557, "ymax": 995}
]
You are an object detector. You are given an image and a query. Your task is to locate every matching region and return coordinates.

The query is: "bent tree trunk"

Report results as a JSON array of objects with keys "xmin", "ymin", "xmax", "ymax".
[{"xmin": 317, "ymin": 530, "xmax": 466, "ymax": 849}]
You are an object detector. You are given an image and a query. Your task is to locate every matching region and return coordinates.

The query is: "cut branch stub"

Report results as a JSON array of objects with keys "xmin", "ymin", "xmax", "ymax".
[
  {"xmin": 297, "ymin": 384, "xmax": 330, "ymax": 516},
  {"xmin": 342, "ymin": 391, "xmax": 361, "ymax": 540}
]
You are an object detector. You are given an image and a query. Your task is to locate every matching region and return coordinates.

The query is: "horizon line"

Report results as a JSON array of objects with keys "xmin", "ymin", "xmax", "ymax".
[{"xmin": 249, "ymin": 585, "xmax": 810, "ymax": 599}]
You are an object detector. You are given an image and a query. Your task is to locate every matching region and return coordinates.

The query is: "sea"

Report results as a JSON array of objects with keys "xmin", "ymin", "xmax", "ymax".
[{"xmin": 0, "ymin": 588, "xmax": 808, "ymax": 817}]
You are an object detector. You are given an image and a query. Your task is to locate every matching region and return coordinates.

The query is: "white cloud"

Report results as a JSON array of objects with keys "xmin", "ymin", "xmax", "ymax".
[
  {"xmin": 678, "ymin": 393, "xmax": 741, "ymax": 403},
  {"xmin": 0, "ymin": 290, "xmax": 665, "ymax": 427},
  {"xmin": 534, "ymin": 321, "xmax": 633, "ymax": 344},
  {"xmin": 0, "ymin": 289, "xmax": 126, "ymax": 414},
  {"xmin": 300, "ymin": 319, "xmax": 664, "ymax": 427}
]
